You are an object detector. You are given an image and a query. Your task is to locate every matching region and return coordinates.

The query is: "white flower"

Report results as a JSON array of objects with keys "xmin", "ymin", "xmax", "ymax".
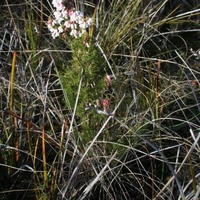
[
  {"xmin": 54, "ymin": 10, "xmax": 63, "ymax": 23},
  {"xmin": 70, "ymin": 29, "xmax": 78, "ymax": 38},
  {"xmin": 86, "ymin": 18, "xmax": 92, "ymax": 27},
  {"xmin": 61, "ymin": 9, "xmax": 69, "ymax": 19},
  {"xmin": 79, "ymin": 21, "xmax": 87, "ymax": 30},
  {"xmin": 51, "ymin": 29, "xmax": 60, "ymax": 39},
  {"xmin": 58, "ymin": 25, "xmax": 64, "ymax": 33},
  {"xmin": 64, "ymin": 20, "xmax": 71, "ymax": 28},
  {"xmin": 75, "ymin": 11, "xmax": 84, "ymax": 21},
  {"xmin": 69, "ymin": 12, "xmax": 76, "ymax": 22},
  {"xmin": 52, "ymin": 0, "xmax": 64, "ymax": 11},
  {"xmin": 70, "ymin": 23, "xmax": 77, "ymax": 30}
]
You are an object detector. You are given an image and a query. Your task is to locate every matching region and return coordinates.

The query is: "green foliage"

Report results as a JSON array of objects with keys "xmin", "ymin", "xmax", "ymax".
[
  {"xmin": 60, "ymin": 35, "xmax": 112, "ymax": 144},
  {"xmin": 62, "ymin": 38, "xmax": 105, "ymax": 113}
]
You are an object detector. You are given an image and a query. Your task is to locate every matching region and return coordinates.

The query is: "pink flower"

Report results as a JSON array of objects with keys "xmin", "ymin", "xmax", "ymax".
[{"xmin": 103, "ymin": 98, "xmax": 110, "ymax": 111}]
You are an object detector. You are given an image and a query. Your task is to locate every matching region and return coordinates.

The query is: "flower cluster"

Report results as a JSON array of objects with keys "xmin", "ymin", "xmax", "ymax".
[{"xmin": 47, "ymin": 0, "xmax": 92, "ymax": 39}]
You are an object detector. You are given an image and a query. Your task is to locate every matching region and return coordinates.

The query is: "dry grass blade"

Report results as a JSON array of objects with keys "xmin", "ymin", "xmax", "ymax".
[
  {"xmin": 153, "ymin": 130, "xmax": 200, "ymax": 200},
  {"xmin": 80, "ymin": 150, "xmax": 118, "ymax": 200}
]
